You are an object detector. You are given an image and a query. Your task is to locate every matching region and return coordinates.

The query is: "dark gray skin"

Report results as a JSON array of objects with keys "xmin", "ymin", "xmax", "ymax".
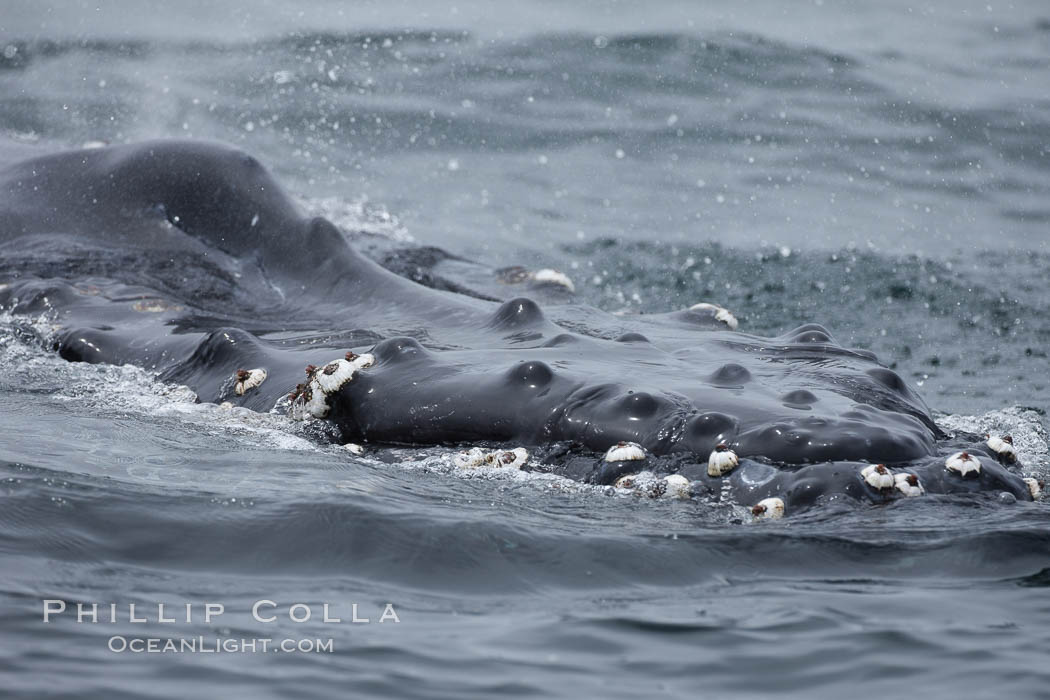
[{"xmin": 0, "ymin": 139, "xmax": 1034, "ymax": 514}]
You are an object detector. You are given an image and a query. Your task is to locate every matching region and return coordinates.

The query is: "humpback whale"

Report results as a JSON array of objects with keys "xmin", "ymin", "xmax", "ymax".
[{"xmin": 0, "ymin": 140, "xmax": 1038, "ymax": 516}]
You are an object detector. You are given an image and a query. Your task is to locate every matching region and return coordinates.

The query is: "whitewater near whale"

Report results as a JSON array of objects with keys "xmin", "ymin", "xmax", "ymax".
[{"xmin": 0, "ymin": 139, "xmax": 1039, "ymax": 516}]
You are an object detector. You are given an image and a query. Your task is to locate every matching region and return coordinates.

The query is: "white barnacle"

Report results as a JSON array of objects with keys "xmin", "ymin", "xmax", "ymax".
[
  {"xmin": 234, "ymin": 367, "xmax": 267, "ymax": 396},
  {"xmin": 689, "ymin": 302, "xmax": 739, "ymax": 330},
  {"xmin": 612, "ymin": 472, "xmax": 690, "ymax": 499},
  {"xmin": 614, "ymin": 470, "xmax": 652, "ymax": 490},
  {"xmin": 302, "ymin": 378, "xmax": 333, "ymax": 418},
  {"xmin": 348, "ymin": 352, "xmax": 375, "ymax": 370},
  {"xmin": 314, "ymin": 359, "xmax": 359, "ymax": 393},
  {"xmin": 530, "ymin": 268, "xmax": 576, "ymax": 293},
  {"xmin": 496, "ymin": 447, "xmax": 529, "ymax": 469},
  {"xmin": 985, "ymin": 434, "xmax": 1017, "ymax": 463},
  {"xmin": 454, "ymin": 446, "xmax": 529, "ymax": 470},
  {"xmin": 1023, "ymin": 477, "xmax": 1043, "ymax": 500},
  {"xmin": 707, "ymin": 442, "xmax": 739, "ymax": 477},
  {"xmin": 613, "ymin": 471, "xmax": 668, "ymax": 498},
  {"xmin": 945, "ymin": 451, "xmax": 981, "ymax": 477},
  {"xmin": 893, "ymin": 472, "xmax": 925, "ymax": 497},
  {"xmin": 605, "ymin": 441, "xmax": 646, "ymax": 462},
  {"xmin": 751, "ymin": 497, "xmax": 785, "ymax": 520},
  {"xmin": 661, "ymin": 474, "xmax": 691, "ymax": 499},
  {"xmin": 861, "ymin": 463, "xmax": 895, "ymax": 490},
  {"xmin": 453, "ymin": 447, "xmax": 489, "ymax": 469}
]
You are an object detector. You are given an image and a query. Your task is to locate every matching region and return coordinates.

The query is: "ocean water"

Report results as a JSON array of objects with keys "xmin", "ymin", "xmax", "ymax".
[{"xmin": 2, "ymin": 2, "xmax": 1050, "ymax": 698}]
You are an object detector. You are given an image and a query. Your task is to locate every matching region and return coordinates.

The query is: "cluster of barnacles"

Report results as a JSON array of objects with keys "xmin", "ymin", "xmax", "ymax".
[
  {"xmin": 602, "ymin": 442, "xmax": 691, "ymax": 501},
  {"xmin": 453, "ymin": 446, "xmax": 530, "ymax": 470},
  {"xmin": 286, "ymin": 353, "xmax": 363, "ymax": 399},
  {"xmin": 284, "ymin": 371, "xmax": 315, "ymax": 421},
  {"xmin": 598, "ymin": 432, "xmax": 1042, "ymax": 521},
  {"xmin": 286, "ymin": 362, "xmax": 321, "ymax": 405},
  {"xmin": 244, "ymin": 348, "xmax": 1041, "ymax": 517},
  {"xmin": 287, "ymin": 353, "xmax": 363, "ymax": 404},
  {"xmin": 286, "ymin": 351, "xmax": 375, "ymax": 421}
]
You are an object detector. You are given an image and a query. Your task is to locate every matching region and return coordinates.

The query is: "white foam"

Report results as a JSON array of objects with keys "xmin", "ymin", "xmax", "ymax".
[
  {"xmin": 454, "ymin": 446, "xmax": 529, "ymax": 470},
  {"xmin": 0, "ymin": 312, "xmax": 318, "ymax": 452},
  {"xmin": 299, "ymin": 195, "xmax": 413, "ymax": 243}
]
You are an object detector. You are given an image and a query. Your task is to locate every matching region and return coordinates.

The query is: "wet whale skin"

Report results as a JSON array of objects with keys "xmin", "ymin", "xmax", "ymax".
[{"xmin": 0, "ymin": 140, "xmax": 1031, "ymax": 508}]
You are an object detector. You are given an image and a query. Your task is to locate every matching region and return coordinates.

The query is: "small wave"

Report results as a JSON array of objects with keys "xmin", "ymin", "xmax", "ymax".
[
  {"xmin": 0, "ymin": 312, "xmax": 317, "ymax": 453},
  {"xmin": 299, "ymin": 195, "xmax": 414, "ymax": 244}
]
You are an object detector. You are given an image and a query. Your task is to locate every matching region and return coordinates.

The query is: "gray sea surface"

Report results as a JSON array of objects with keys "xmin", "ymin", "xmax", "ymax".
[{"xmin": 1, "ymin": 2, "xmax": 1049, "ymax": 697}]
